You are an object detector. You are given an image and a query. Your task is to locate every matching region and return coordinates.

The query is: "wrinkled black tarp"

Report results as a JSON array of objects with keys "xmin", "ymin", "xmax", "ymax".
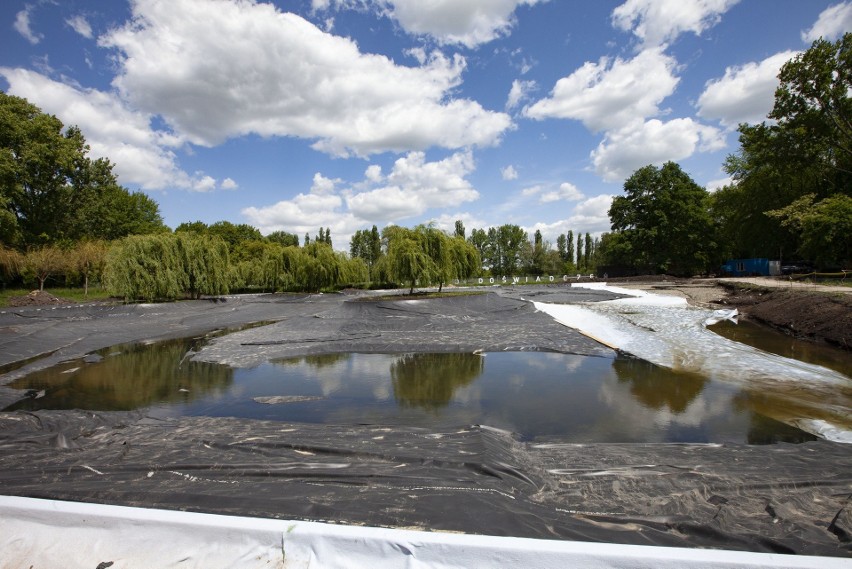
[
  {"xmin": 1, "ymin": 287, "xmax": 851, "ymax": 557},
  {"xmin": 192, "ymin": 289, "xmax": 617, "ymax": 368},
  {"xmin": 0, "ymin": 410, "xmax": 849, "ymax": 557}
]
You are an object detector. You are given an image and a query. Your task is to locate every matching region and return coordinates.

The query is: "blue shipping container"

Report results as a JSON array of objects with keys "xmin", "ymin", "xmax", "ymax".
[{"xmin": 721, "ymin": 258, "xmax": 780, "ymax": 276}]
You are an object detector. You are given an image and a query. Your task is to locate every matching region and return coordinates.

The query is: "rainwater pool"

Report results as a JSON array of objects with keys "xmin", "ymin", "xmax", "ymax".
[{"xmin": 7, "ymin": 327, "xmax": 849, "ymax": 443}]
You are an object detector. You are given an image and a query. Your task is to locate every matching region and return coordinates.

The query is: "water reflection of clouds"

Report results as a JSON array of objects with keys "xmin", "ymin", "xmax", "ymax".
[{"xmin": 595, "ymin": 373, "xmax": 743, "ymax": 442}]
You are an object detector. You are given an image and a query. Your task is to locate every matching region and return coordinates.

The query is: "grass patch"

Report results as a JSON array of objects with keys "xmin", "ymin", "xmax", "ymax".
[{"xmin": 0, "ymin": 287, "xmax": 114, "ymax": 307}]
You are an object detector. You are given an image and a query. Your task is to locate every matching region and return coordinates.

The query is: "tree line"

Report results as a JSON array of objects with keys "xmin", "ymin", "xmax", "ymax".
[{"xmin": 2, "ymin": 35, "xmax": 849, "ymax": 298}]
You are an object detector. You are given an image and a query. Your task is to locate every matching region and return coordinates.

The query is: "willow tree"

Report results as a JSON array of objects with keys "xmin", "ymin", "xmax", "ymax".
[
  {"xmin": 296, "ymin": 241, "xmax": 340, "ymax": 292},
  {"xmin": 0, "ymin": 246, "xmax": 21, "ymax": 286},
  {"xmin": 177, "ymin": 233, "xmax": 230, "ymax": 299},
  {"xmin": 381, "ymin": 226, "xmax": 436, "ymax": 294},
  {"xmin": 105, "ymin": 235, "xmax": 184, "ymax": 301}
]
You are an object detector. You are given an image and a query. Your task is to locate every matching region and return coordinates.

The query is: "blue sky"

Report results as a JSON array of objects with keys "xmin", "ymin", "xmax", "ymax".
[{"xmin": 2, "ymin": 0, "xmax": 851, "ymax": 250}]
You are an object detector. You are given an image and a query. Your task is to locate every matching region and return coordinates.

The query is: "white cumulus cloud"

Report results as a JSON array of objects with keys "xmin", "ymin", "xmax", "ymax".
[
  {"xmin": 591, "ymin": 118, "xmax": 726, "ymax": 182},
  {"xmin": 14, "ymin": 7, "xmax": 42, "ymax": 45},
  {"xmin": 242, "ymin": 191, "xmax": 356, "ymax": 240},
  {"xmin": 506, "ymin": 79, "xmax": 537, "ymax": 111},
  {"xmin": 802, "ymin": 2, "xmax": 852, "ymax": 42},
  {"xmin": 523, "ymin": 48, "xmax": 679, "ymax": 132},
  {"xmin": 347, "ymin": 150, "xmax": 479, "ymax": 221},
  {"xmin": 319, "ymin": 0, "xmax": 545, "ymax": 48},
  {"xmin": 529, "ymin": 194, "xmax": 616, "ymax": 241},
  {"xmin": 501, "ymin": 165, "xmax": 519, "ymax": 180},
  {"xmin": 243, "ymin": 150, "xmax": 479, "ymax": 240},
  {"xmin": 611, "ymin": 0, "xmax": 740, "ymax": 47},
  {"xmin": 541, "ymin": 182, "xmax": 584, "ymax": 203},
  {"xmin": 220, "ymin": 178, "xmax": 239, "ymax": 190},
  {"xmin": 697, "ymin": 51, "xmax": 798, "ymax": 128},
  {"xmin": 66, "ymin": 15, "xmax": 93, "ymax": 39},
  {"xmin": 99, "ymin": 0, "xmax": 512, "ymax": 156},
  {"xmin": 0, "ymin": 67, "xmax": 221, "ymax": 192}
]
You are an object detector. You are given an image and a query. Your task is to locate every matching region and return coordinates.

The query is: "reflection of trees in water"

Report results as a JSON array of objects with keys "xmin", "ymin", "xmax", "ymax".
[
  {"xmin": 733, "ymin": 388, "xmax": 849, "ymax": 444},
  {"xmin": 8, "ymin": 339, "xmax": 233, "ymax": 411},
  {"xmin": 612, "ymin": 357, "xmax": 708, "ymax": 414},
  {"xmin": 272, "ymin": 353, "xmax": 349, "ymax": 369},
  {"xmin": 391, "ymin": 353, "xmax": 484, "ymax": 411}
]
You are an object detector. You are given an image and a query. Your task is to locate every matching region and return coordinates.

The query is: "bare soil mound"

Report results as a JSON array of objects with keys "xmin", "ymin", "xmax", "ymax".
[
  {"xmin": 7, "ymin": 290, "xmax": 72, "ymax": 307},
  {"xmin": 720, "ymin": 287, "xmax": 851, "ymax": 350}
]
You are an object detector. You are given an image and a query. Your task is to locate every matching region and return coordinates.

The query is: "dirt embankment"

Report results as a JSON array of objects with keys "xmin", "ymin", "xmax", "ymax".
[
  {"xmin": 616, "ymin": 278, "xmax": 851, "ymax": 351},
  {"xmin": 717, "ymin": 283, "xmax": 851, "ymax": 350}
]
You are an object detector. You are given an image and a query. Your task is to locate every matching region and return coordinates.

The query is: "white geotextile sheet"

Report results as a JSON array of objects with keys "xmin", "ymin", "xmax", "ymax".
[
  {"xmin": 0, "ymin": 495, "xmax": 847, "ymax": 569},
  {"xmin": 533, "ymin": 283, "xmax": 852, "ymax": 443}
]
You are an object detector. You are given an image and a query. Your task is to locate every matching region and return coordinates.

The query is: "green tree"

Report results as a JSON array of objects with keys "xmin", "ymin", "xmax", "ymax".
[
  {"xmin": 576, "ymin": 233, "xmax": 583, "ymax": 270},
  {"xmin": 105, "ymin": 234, "xmax": 187, "ymax": 301},
  {"xmin": 266, "ymin": 230, "xmax": 299, "ymax": 247},
  {"xmin": 350, "ymin": 225, "xmax": 383, "ymax": 271},
  {"xmin": 0, "ymin": 93, "xmax": 165, "ymax": 246},
  {"xmin": 767, "ymin": 193, "xmax": 852, "ymax": 269},
  {"xmin": 467, "ymin": 228, "xmax": 488, "ymax": 270},
  {"xmin": 0, "ymin": 246, "xmax": 21, "ymax": 285},
  {"xmin": 72, "ymin": 240, "xmax": 108, "ymax": 297},
  {"xmin": 207, "ymin": 221, "xmax": 263, "ymax": 253},
  {"xmin": 175, "ymin": 221, "xmax": 209, "ymax": 234},
  {"xmin": 296, "ymin": 241, "xmax": 340, "ymax": 292},
  {"xmin": 382, "ymin": 226, "xmax": 436, "ymax": 294},
  {"xmin": 448, "ymin": 236, "xmax": 481, "ymax": 284},
  {"xmin": 176, "ymin": 233, "xmax": 230, "ymax": 299},
  {"xmin": 771, "ymin": 33, "xmax": 851, "ymax": 176},
  {"xmin": 454, "ymin": 219, "xmax": 465, "ymax": 239},
  {"xmin": 485, "ymin": 224, "xmax": 527, "ymax": 276},
  {"xmin": 22, "ymin": 245, "xmax": 65, "ymax": 291},
  {"xmin": 609, "ymin": 162, "xmax": 715, "ymax": 276},
  {"xmin": 716, "ymin": 35, "xmax": 851, "ymax": 262}
]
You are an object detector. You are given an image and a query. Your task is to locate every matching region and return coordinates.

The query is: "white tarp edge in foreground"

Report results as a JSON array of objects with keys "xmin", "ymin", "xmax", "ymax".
[{"xmin": 0, "ymin": 495, "xmax": 846, "ymax": 569}]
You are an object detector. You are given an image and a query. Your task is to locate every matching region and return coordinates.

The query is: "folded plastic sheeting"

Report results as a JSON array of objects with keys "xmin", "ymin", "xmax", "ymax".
[
  {"xmin": 1, "ymin": 411, "xmax": 850, "ymax": 558},
  {"xmin": 533, "ymin": 284, "xmax": 852, "ymax": 443},
  {"xmin": 0, "ymin": 495, "xmax": 846, "ymax": 569}
]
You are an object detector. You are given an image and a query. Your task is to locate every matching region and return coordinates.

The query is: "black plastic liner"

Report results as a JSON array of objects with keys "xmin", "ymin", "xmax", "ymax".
[
  {"xmin": 2, "ymin": 287, "xmax": 851, "ymax": 557},
  {"xmin": 193, "ymin": 290, "xmax": 617, "ymax": 368},
  {"xmin": 0, "ymin": 410, "xmax": 849, "ymax": 557}
]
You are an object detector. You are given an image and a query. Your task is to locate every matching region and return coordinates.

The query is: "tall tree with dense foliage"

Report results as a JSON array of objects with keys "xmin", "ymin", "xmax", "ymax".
[
  {"xmin": 350, "ymin": 225, "xmax": 382, "ymax": 271},
  {"xmin": 767, "ymin": 193, "xmax": 852, "ymax": 269},
  {"xmin": 0, "ymin": 92, "xmax": 166, "ymax": 247},
  {"xmin": 715, "ymin": 34, "xmax": 851, "ymax": 265},
  {"xmin": 609, "ymin": 162, "xmax": 715, "ymax": 276}
]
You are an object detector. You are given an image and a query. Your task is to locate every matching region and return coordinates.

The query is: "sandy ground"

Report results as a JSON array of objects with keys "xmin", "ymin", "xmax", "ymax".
[{"xmin": 615, "ymin": 280, "xmax": 728, "ymax": 307}]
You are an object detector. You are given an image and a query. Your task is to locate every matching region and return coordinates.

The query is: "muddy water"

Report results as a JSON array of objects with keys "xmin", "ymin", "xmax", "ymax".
[
  {"xmin": 7, "ymin": 325, "xmax": 842, "ymax": 443},
  {"xmin": 709, "ymin": 319, "xmax": 851, "ymax": 376}
]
